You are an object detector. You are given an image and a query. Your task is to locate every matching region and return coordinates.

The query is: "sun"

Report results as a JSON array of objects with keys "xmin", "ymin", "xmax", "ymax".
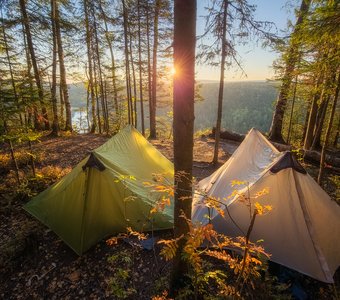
[{"xmin": 171, "ymin": 66, "xmax": 176, "ymax": 76}]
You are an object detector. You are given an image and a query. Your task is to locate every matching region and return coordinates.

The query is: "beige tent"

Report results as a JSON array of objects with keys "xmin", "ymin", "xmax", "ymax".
[{"xmin": 192, "ymin": 128, "xmax": 340, "ymax": 283}]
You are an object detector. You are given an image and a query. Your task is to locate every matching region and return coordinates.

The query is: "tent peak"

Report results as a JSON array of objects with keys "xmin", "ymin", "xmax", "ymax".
[
  {"xmin": 248, "ymin": 127, "xmax": 258, "ymax": 135},
  {"xmin": 82, "ymin": 153, "xmax": 106, "ymax": 172},
  {"xmin": 270, "ymin": 151, "xmax": 306, "ymax": 174}
]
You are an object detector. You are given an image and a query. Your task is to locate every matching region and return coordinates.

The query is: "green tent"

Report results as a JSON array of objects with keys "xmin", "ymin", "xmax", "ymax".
[{"xmin": 24, "ymin": 126, "xmax": 174, "ymax": 255}]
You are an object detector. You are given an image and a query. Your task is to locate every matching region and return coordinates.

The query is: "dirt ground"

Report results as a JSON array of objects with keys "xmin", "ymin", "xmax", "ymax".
[{"xmin": 0, "ymin": 132, "xmax": 338, "ymax": 299}]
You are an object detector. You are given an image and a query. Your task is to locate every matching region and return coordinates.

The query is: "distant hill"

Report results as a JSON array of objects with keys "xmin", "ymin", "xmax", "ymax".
[
  {"xmin": 196, "ymin": 81, "xmax": 279, "ymax": 134},
  {"xmin": 68, "ymin": 81, "xmax": 279, "ymax": 134}
]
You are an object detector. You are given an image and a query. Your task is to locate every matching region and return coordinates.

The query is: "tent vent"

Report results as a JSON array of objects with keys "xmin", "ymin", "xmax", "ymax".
[
  {"xmin": 270, "ymin": 151, "xmax": 306, "ymax": 174},
  {"xmin": 82, "ymin": 153, "xmax": 106, "ymax": 171}
]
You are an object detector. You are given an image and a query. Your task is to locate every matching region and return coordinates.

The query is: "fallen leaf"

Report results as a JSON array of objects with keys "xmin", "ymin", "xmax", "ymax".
[{"xmin": 67, "ymin": 271, "xmax": 80, "ymax": 282}]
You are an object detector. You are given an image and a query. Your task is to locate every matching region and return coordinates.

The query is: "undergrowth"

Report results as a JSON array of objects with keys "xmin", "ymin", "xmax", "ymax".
[
  {"xmin": 107, "ymin": 248, "xmax": 137, "ymax": 298},
  {"xmin": 107, "ymin": 176, "xmax": 276, "ymax": 299},
  {"xmin": 0, "ymin": 166, "xmax": 71, "ymax": 205}
]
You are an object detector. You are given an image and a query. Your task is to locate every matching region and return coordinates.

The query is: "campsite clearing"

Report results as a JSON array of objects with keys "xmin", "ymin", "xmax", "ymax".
[{"xmin": 0, "ymin": 132, "xmax": 338, "ymax": 299}]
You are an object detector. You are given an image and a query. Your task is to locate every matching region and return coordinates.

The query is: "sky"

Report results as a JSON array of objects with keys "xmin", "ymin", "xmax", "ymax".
[{"xmin": 195, "ymin": 0, "xmax": 295, "ymax": 81}]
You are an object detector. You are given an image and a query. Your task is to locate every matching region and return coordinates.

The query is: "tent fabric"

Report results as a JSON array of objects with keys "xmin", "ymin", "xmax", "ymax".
[
  {"xmin": 192, "ymin": 128, "xmax": 340, "ymax": 283},
  {"xmin": 24, "ymin": 126, "xmax": 174, "ymax": 255},
  {"xmin": 193, "ymin": 128, "xmax": 281, "ymax": 223}
]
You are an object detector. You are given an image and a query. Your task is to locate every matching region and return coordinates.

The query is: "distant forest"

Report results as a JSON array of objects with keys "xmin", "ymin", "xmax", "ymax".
[
  {"xmin": 195, "ymin": 81, "xmax": 278, "ymax": 133},
  {"xmin": 69, "ymin": 81, "xmax": 278, "ymax": 134}
]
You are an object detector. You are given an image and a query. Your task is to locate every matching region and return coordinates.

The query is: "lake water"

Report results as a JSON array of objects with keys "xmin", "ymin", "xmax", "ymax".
[{"xmin": 72, "ymin": 108, "xmax": 88, "ymax": 134}]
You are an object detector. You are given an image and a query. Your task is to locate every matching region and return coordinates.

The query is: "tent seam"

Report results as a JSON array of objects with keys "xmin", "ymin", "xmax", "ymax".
[
  {"xmin": 291, "ymin": 170, "xmax": 333, "ymax": 283},
  {"xmin": 79, "ymin": 167, "xmax": 91, "ymax": 255}
]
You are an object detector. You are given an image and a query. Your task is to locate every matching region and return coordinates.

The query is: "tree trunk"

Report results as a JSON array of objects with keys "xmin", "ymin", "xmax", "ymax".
[
  {"xmin": 311, "ymin": 96, "xmax": 329, "ymax": 150},
  {"xmin": 146, "ymin": 2, "xmax": 153, "ymax": 136},
  {"xmin": 334, "ymin": 118, "xmax": 340, "ymax": 148},
  {"xmin": 171, "ymin": 0, "xmax": 196, "ymax": 294},
  {"xmin": 99, "ymin": 1, "xmax": 119, "ymax": 117},
  {"xmin": 122, "ymin": 0, "xmax": 133, "ymax": 125},
  {"xmin": 211, "ymin": 127, "xmax": 244, "ymax": 142},
  {"xmin": 84, "ymin": 0, "xmax": 96, "ymax": 133},
  {"xmin": 137, "ymin": 0, "xmax": 145, "ymax": 135},
  {"xmin": 86, "ymin": 83, "xmax": 90, "ymax": 131},
  {"xmin": 304, "ymin": 77, "xmax": 324, "ymax": 150},
  {"xmin": 287, "ymin": 76, "xmax": 298, "ymax": 144},
  {"xmin": 103, "ymin": 79, "xmax": 109, "ymax": 131},
  {"xmin": 59, "ymin": 83, "xmax": 64, "ymax": 125},
  {"xmin": 92, "ymin": 5, "xmax": 108, "ymax": 134},
  {"xmin": 311, "ymin": 71, "xmax": 337, "ymax": 150},
  {"xmin": 93, "ymin": 57, "xmax": 102, "ymax": 134},
  {"xmin": 268, "ymin": 0, "xmax": 310, "ymax": 142},
  {"xmin": 19, "ymin": 0, "xmax": 50, "ymax": 130},
  {"xmin": 55, "ymin": 0, "xmax": 72, "ymax": 131},
  {"xmin": 50, "ymin": 0, "xmax": 59, "ymax": 136},
  {"xmin": 128, "ymin": 19, "xmax": 138, "ymax": 128},
  {"xmin": 302, "ymin": 100, "xmax": 311, "ymax": 143},
  {"xmin": 149, "ymin": 0, "xmax": 160, "ymax": 139},
  {"xmin": 213, "ymin": 0, "xmax": 228, "ymax": 165},
  {"xmin": 9, "ymin": 139, "xmax": 21, "ymax": 184},
  {"xmin": 318, "ymin": 74, "xmax": 340, "ymax": 184},
  {"xmin": 2, "ymin": 120, "xmax": 21, "ymax": 184},
  {"xmin": 2, "ymin": 21, "xmax": 23, "ymax": 125},
  {"xmin": 21, "ymin": 23, "xmax": 35, "ymax": 128}
]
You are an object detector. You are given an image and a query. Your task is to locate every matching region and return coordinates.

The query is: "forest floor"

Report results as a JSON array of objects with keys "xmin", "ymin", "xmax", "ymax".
[{"xmin": 0, "ymin": 132, "xmax": 339, "ymax": 299}]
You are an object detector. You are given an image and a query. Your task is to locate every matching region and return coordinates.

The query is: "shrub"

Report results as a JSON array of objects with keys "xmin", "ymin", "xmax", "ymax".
[{"xmin": 107, "ymin": 250, "xmax": 137, "ymax": 299}]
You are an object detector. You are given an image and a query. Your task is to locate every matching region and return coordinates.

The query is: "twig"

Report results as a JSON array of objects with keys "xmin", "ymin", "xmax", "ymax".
[{"xmin": 237, "ymin": 210, "xmax": 258, "ymax": 284}]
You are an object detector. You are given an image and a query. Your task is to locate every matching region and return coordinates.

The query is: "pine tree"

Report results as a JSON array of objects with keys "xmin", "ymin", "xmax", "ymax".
[
  {"xmin": 19, "ymin": 0, "xmax": 50, "ymax": 130},
  {"xmin": 269, "ymin": 0, "xmax": 311, "ymax": 143}
]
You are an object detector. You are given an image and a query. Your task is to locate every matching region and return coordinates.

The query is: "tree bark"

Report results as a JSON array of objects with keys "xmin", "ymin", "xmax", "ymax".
[
  {"xmin": 122, "ymin": 0, "xmax": 133, "ymax": 125},
  {"xmin": 149, "ymin": 0, "xmax": 160, "ymax": 139},
  {"xmin": 19, "ymin": 0, "xmax": 50, "ymax": 130},
  {"xmin": 92, "ymin": 54, "xmax": 102, "ymax": 134},
  {"xmin": 213, "ymin": 0, "xmax": 228, "ymax": 165},
  {"xmin": 334, "ymin": 118, "xmax": 340, "ymax": 148},
  {"xmin": 318, "ymin": 74, "xmax": 340, "ymax": 183},
  {"xmin": 171, "ymin": 0, "xmax": 196, "ymax": 294},
  {"xmin": 311, "ymin": 71, "xmax": 337, "ymax": 150},
  {"xmin": 137, "ymin": 0, "xmax": 145, "ymax": 135},
  {"xmin": 304, "ymin": 77, "xmax": 324, "ymax": 150},
  {"xmin": 86, "ymin": 82, "xmax": 90, "ymax": 131},
  {"xmin": 84, "ymin": 0, "xmax": 96, "ymax": 133},
  {"xmin": 311, "ymin": 96, "xmax": 329, "ymax": 150},
  {"xmin": 302, "ymin": 100, "xmax": 311, "ymax": 143},
  {"xmin": 50, "ymin": 0, "xmax": 59, "ymax": 136},
  {"xmin": 211, "ymin": 127, "xmax": 244, "ymax": 142},
  {"xmin": 2, "ymin": 120, "xmax": 21, "ymax": 184},
  {"xmin": 21, "ymin": 23, "xmax": 35, "ymax": 128},
  {"xmin": 92, "ymin": 5, "xmax": 108, "ymax": 133},
  {"xmin": 2, "ymin": 20, "xmax": 23, "ymax": 125},
  {"xmin": 146, "ymin": 2, "xmax": 153, "ymax": 136},
  {"xmin": 268, "ymin": 0, "xmax": 310, "ymax": 142},
  {"xmin": 55, "ymin": 0, "xmax": 72, "ymax": 131},
  {"xmin": 9, "ymin": 139, "xmax": 21, "ymax": 184},
  {"xmin": 99, "ymin": 0, "xmax": 119, "ymax": 117},
  {"xmin": 287, "ymin": 76, "xmax": 298, "ymax": 144},
  {"xmin": 128, "ymin": 19, "xmax": 138, "ymax": 128}
]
